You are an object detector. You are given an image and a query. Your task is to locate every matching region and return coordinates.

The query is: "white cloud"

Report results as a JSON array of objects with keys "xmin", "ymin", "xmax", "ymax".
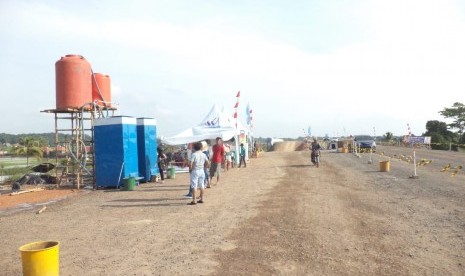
[
  {"xmin": 1, "ymin": 0, "xmax": 465, "ymax": 137},
  {"xmin": 154, "ymin": 104, "xmax": 175, "ymax": 116}
]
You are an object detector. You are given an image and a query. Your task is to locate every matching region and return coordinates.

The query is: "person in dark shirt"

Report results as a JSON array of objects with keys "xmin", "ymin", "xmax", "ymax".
[
  {"xmin": 157, "ymin": 146, "xmax": 167, "ymax": 182},
  {"xmin": 239, "ymin": 143, "xmax": 247, "ymax": 168},
  {"xmin": 310, "ymin": 138, "xmax": 321, "ymax": 168}
]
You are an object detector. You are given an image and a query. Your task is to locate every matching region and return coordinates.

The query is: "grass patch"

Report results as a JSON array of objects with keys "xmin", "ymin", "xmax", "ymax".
[
  {"xmin": 1, "ymin": 159, "xmax": 44, "ymax": 183},
  {"xmin": 0, "ymin": 158, "xmax": 41, "ymax": 168},
  {"xmin": 2, "ymin": 166, "xmax": 31, "ymax": 176}
]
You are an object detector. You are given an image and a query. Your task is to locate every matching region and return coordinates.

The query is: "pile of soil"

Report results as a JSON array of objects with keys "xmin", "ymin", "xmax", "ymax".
[
  {"xmin": 296, "ymin": 142, "xmax": 310, "ymax": 151},
  {"xmin": 273, "ymin": 141, "xmax": 327, "ymax": 152},
  {"xmin": 273, "ymin": 141, "xmax": 304, "ymax": 152}
]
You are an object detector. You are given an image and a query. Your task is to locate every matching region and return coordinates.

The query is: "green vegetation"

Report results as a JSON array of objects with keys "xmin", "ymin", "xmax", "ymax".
[
  {"xmin": 439, "ymin": 102, "xmax": 465, "ymax": 135},
  {"xmin": 383, "ymin": 132, "xmax": 393, "ymax": 141},
  {"xmin": 1, "ymin": 166, "xmax": 30, "ymax": 181},
  {"xmin": 0, "ymin": 158, "xmax": 41, "ymax": 183},
  {"xmin": 0, "ymin": 133, "xmax": 53, "ymax": 145},
  {"xmin": 423, "ymin": 120, "xmax": 456, "ymax": 150},
  {"xmin": 0, "ymin": 132, "xmax": 88, "ymax": 146},
  {"xmin": 422, "ymin": 102, "xmax": 465, "ymax": 150},
  {"xmin": 13, "ymin": 137, "xmax": 44, "ymax": 166}
]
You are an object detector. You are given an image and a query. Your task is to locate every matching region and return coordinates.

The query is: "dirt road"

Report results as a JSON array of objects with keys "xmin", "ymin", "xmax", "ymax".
[{"xmin": 1, "ymin": 150, "xmax": 464, "ymax": 275}]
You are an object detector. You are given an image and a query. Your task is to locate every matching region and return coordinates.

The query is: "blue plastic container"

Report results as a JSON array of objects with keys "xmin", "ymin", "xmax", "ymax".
[
  {"xmin": 94, "ymin": 116, "xmax": 139, "ymax": 187},
  {"xmin": 136, "ymin": 118, "xmax": 158, "ymax": 182}
]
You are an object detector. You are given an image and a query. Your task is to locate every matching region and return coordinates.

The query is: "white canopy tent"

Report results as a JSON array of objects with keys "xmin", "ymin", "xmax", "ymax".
[{"xmin": 161, "ymin": 104, "xmax": 238, "ymax": 146}]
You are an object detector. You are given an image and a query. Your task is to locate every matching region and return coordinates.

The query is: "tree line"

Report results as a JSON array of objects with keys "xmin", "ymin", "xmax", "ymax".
[
  {"xmin": 423, "ymin": 102, "xmax": 465, "ymax": 150},
  {"xmin": 0, "ymin": 133, "xmax": 74, "ymax": 146}
]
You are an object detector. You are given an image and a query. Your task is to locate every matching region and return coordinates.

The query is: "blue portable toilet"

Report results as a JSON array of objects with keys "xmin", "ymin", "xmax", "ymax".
[
  {"xmin": 94, "ymin": 116, "xmax": 139, "ymax": 187},
  {"xmin": 137, "ymin": 118, "xmax": 158, "ymax": 182}
]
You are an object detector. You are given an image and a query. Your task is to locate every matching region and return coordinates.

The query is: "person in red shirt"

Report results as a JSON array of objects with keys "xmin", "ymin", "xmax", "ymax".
[{"xmin": 209, "ymin": 137, "xmax": 225, "ymax": 185}]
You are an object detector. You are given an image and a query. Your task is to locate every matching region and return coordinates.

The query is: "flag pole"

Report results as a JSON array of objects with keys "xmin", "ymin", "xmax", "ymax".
[
  {"xmin": 234, "ymin": 91, "xmax": 240, "ymax": 165},
  {"xmin": 249, "ymin": 105, "xmax": 254, "ymax": 156}
]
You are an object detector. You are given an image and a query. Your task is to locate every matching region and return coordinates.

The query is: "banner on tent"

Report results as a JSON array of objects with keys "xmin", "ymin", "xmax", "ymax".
[
  {"xmin": 204, "ymin": 116, "xmax": 220, "ymax": 128},
  {"xmin": 240, "ymin": 130, "xmax": 246, "ymax": 144}
]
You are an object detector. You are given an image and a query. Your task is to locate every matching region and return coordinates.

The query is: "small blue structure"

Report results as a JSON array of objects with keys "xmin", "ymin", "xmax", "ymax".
[
  {"xmin": 94, "ymin": 116, "xmax": 139, "ymax": 187},
  {"xmin": 137, "ymin": 118, "xmax": 158, "ymax": 182}
]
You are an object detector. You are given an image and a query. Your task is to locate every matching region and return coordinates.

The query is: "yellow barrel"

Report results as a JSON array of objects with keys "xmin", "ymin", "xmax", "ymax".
[
  {"xmin": 19, "ymin": 241, "xmax": 59, "ymax": 276},
  {"xmin": 379, "ymin": 160, "xmax": 391, "ymax": 172}
]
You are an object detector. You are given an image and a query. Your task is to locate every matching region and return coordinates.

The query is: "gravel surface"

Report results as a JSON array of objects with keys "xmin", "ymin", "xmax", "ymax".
[{"xmin": 1, "ymin": 149, "xmax": 464, "ymax": 275}]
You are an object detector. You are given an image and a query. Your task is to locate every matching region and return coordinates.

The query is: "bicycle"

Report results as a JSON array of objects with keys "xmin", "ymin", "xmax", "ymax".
[{"xmin": 311, "ymin": 150, "xmax": 320, "ymax": 168}]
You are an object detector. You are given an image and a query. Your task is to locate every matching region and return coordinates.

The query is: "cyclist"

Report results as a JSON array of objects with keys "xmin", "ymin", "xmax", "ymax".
[{"xmin": 310, "ymin": 138, "xmax": 321, "ymax": 168}]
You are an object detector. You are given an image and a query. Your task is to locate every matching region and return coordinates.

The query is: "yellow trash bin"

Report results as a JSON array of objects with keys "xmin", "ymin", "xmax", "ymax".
[
  {"xmin": 19, "ymin": 241, "xmax": 59, "ymax": 276},
  {"xmin": 379, "ymin": 160, "xmax": 391, "ymax": 172}
]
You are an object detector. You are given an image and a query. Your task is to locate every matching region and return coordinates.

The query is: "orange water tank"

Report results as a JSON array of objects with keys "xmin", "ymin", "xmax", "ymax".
[
  {"xmin": 92, "ymin": 73, "xmax": 111, "ymax": 107},
  {"xmin": 55, "ymin": 55, "xmax": 92, "ymax": 110}
]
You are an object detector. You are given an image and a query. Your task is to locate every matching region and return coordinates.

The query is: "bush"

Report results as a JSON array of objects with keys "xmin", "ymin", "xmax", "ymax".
[{"xmin": 430, "ymin": 133, "xmax": 451, "ymax": 150}]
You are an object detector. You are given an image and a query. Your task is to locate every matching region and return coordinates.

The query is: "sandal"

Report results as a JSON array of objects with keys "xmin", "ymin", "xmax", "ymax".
[
  {"xmin": 197, "ymin": 200, "xmax": 204, "ymax": 204},
  {"xmin": 188, "ymin": 202, "xmax": 196, "ymax": 205}
]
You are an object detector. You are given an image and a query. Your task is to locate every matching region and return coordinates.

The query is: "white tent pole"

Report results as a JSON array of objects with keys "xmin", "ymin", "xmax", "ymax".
[
  {"xmin": 234, "ymin": 99, "xmax": 240, "ymax": 165},
  {"xmin": 235, "ymin": 110, "xmax": 239, "ymax": 165},
  {"xmin": 235, "ymin": 135, "xmax": 240, "ymax": 165}
]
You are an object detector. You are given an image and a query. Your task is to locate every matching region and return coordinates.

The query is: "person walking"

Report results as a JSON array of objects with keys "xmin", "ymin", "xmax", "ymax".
[
  {"xmin": 224, "ymin": 144, "xmax": 232, "ymax": 171},
  {"xmin": 157, "ymin": 146, "xmax": 167, "ymax": 183},
  {"xmin": 210, "ymin": 137, "xmax": 224, "ymax": 185},
  {"xmin": 239, "ymin": 143, "xmax": 247, "ymax": 168},
  {"xmin": 202, "ymin": 141, "xmax": 211, "ymax": 188},
  {"xmin": 188, "ymin": 142, "xmax": 210, "ymax": 205},
  {"xmin": 231, "ymin": 150, "xmax": 236, "ymax": 168}
]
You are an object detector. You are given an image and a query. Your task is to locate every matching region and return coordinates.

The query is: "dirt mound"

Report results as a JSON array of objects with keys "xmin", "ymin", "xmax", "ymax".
[
  {"xmin": 273, "ymin": 141, "xmax": 307, "ymax": 152},
  {"xmin": 296, "ymin": 142, "xmax": 310, "ymax": 151}
]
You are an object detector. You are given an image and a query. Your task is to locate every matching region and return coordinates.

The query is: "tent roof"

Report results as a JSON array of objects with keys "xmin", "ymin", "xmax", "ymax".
[{"xmin": 161, "ymin": 104, "xmax": 240, "ymax": 146}]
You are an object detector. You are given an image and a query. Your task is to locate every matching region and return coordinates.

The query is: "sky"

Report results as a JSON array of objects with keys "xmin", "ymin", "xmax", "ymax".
[{"xmin": 1, "ymin": 0, "xmax": 465, "ymax": 138}]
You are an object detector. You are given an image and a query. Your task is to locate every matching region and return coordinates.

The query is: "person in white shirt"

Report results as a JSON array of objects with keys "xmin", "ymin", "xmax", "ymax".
[
  {"xmin": 224, "ymin": 144, "xmax": 232, "ymax": 171},
  {"xmin": 188, "ymin": 142, "xmax": 210, "ymax": 205}
]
